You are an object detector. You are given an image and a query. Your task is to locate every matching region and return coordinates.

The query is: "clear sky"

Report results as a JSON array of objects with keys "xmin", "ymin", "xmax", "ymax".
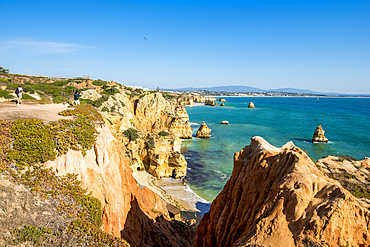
[{"xmin": 1, "ymin": 0, "xmax": 369, "ymax": 94}]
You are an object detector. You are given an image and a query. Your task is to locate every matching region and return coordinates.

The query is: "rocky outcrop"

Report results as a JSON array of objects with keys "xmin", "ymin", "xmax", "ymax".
[
  {"xmin": 248, "ymin": 102, "xmax": 255, "ymax": 108},
  {"xmin": 196, "ymin": 136, "xmax": 370, "ymax": 247},
  {"xmin": 205, "ymin": 99, "xmax": 217, "ymax": 106},
  {"xmin": 44, "ymin": 125, "xmax": 195, "ymax": 245},
  {"xmin": 219, "ymin": 98, "xmax": 226, "ymax": 102},
  {"xmin": 220, "ymin": 103, "xmax": 225, "ymax": 106},
  {"xmin": 220, "ymin": 121, "xmax": 229, "ymax": 125},
  {"xmin": 312, "ymin": 125, "xmax": 328, "ymax": 142},
  {"xmin": 124, "ymin": 131, "xmax": 187, "ymax": 178},
  {"xmin": 100, "ymin": 92, "xmax": 192, "ymax": 139},
  {"xmin": 196, "ymin": 122, "xmax": 211, "ymax": 138}
]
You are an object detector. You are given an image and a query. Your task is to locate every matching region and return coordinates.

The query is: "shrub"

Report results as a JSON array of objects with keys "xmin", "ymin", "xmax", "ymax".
[
  {"xmin": 147, "ymin": 136, "xmax": 155, "ymax": 149},
  {"xmin": 123, "ymin": 128, "xmax": 138, "ymax": 142},
  {"xmin": 0, "ymin": 89, "xmax": 11, "ymax": 98},
  {"xmin": 102, "ymin": 87, "xmax": 120, "ymax": 95},
  {"xmin": 119, "ymin": 100, "xmax": 126, "ymax": 107},
  {"xmin": 53, "ymin": 95, "xmax": 70, "ymax": 103},
  {"xmin": 92, "ymin": 80, "xmax": 107, "ymax": 86},
  {"xmin": 91, "ymin": 96, "xmax": 109, "ymax": 108},
  {"xmin": 53, "ymin": 80, "xmax": 69, "ymax": 86},
  {"xmin": 101, "ymin": 106, "xmax": 109, "ymax": 112},
  {"xmin": 0, "ymin": 78, "xmax": 11, "ymax": 83},
  {"xmin": 158, "ymin": 131, "xmax": 170, "ymax": 136},
  {"xmin": 6, "ymin": 119, "xmax": 57, "ymax": 167},
  {"xmin": 58, "ymin": 104, "xmax": 103, "ymax": 122}
]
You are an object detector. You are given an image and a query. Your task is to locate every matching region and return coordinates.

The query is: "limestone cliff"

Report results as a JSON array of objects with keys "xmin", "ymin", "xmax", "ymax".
[
  {"xmin": 196, "ymin": 136, "xmax": 370, "ymax": 247},
  {"xmin": 123, "ymin": 131, "xmax": 187, "ymax": 178},
  {"xmin": 44, "ymin": 125, "xmax": 195, "ymax": 246}
]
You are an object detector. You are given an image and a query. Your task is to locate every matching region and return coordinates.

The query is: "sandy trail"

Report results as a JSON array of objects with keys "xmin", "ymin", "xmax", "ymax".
[{"xmin": 0, "ymin": 102, "xmax": 72, "ymax": 122}]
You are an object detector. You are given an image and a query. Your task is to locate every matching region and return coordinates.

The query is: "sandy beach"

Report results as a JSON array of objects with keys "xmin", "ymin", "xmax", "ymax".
[{"xmin": 133, "ymin": 171, "xmax": 210, "ymax": 222}]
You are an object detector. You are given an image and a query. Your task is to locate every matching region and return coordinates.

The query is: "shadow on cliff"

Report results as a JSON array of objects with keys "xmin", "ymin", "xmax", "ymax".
[{"xmin": 121, "ymin": 196, "xmax": 195, "ymax": 247}]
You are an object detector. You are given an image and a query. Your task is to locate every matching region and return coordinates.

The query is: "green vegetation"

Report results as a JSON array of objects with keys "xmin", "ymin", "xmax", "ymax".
[
  {"xmin": 0, "ymin": 78, "xmax": 11, "ymax": 83},
  {"xmin": 102, "ymin": 106, "xmax": 109, "ymax": 112},
  {"xmin": 0, "ymin": 89, "xmax": 12, "ymax": 98},
  {"xmin": 123, "ymin": 128, "xmax": 138, "ymax": 142},
  {"xmin": 0, "ymin": 105, "xmax": 127, "ymax": 246},
  {"xmin": 102, "ymin": 86, "xmax": 120, "ymax": 95},
  {"xmin": 120, "ymin": 100, "xmax": 126, "ymax": 107},
  {"xmin": 52, "ymin": 95, "xmax": 70, "ymax": 103},
  {"xmin": 10, "ymin": 225, "xmax": 51, "ymax": 246},
  {"xmin": 147, "ymin": 136, "xmax": 155, "ymax": 149},
  {"xmin": 348, "ymin": 186, "xmax": 370, "ymax": 200},
  {"xmin": 0, "ymin": 66, "xmax": 9, "ymax": 73},
  {"xmin": 92, "ymin": 79, "xmax": 107, "ymax": 86},
  {"xmin": 158, "ymin": 131, "xmax": 170, "ymax": 136}
]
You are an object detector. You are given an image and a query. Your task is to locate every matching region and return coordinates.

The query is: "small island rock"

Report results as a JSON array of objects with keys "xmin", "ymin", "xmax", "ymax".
[
  {"xmin": 220, "ymin": 103, "xmax": 225, "ymax": 106},
  {"xmin": 312, "ymin": 125, "xmax": 328, "ymax": 143},
  {"xmin": 218, "ymin": 98, "xmax": 226, "ymax": 102},
  {"xmin": 196, "ymin": 122, "xmax": 211, "ymax": 138},
  {"xmin": 220, "ymin": 121, "xmax": 229, "ymax": 125},
  {"xmin": 205, "ymin": 99, "xmax": 217, "ymax": 106},
  {"xmin": 248, "ymin": 102, "xmax": 255, "ymax": 108}
]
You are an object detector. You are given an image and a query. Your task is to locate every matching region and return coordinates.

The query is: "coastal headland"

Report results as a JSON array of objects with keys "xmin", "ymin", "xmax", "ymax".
[{"xmin": 1, "ymin": 71, "xmax": 370, "ymax": 246}]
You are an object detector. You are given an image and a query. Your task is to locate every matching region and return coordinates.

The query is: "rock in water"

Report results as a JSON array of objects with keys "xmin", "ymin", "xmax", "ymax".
[
  {"xmin": 196, "ymin": 136, "xmax": 370, "ymax": 247},
  {"xmin": 312, "ymin": 125, "xmax": 328, "ymax": 142},
  {"xmin": 220, "ymin": 121, "xmax": 229, "ymax": 125},
  {"xmin": 248, "ymin": 102, "xmax": 255, "ymax": 108},
  {"xmin": 220, "ymin": 103, "xmax": 225, "ymax": 106},
  {"xmin": 196, "ymin": 122, "xmax": 211, "ymax": 138},
  {"xmin": 219, "ymin": 98, "xmax": 226, "ymax": 102}
]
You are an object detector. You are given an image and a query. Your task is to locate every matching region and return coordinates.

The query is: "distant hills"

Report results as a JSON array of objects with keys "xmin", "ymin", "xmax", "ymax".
[{"xmin": 165, "ymin": 85, "xmax": 326, "ymax": 95}]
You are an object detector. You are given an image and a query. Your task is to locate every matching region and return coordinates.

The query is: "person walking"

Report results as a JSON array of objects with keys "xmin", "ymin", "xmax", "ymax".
[
  {"xmin": 15, "ymin": 85, "xmax": 23, "ymax": 105},
  {"xmin": 74, "ymin": 90, "xmax": 81, "ymax": 105}
]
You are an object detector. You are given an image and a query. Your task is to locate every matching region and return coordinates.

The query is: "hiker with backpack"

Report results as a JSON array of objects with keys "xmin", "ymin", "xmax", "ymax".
[{"xmin": 15, "ymin": 85, "xmax": 23, "ymax": 105}]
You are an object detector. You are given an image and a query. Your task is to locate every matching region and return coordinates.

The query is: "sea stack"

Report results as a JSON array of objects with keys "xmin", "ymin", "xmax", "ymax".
[
  {"xmin": 312, "ymin": 125, "xmax": 328, "ymax": 143},
  {"xmin": 219, "ymin": 98, "xmax": 226, "ymax": 102},
  {"xmin": 248, "ymin": 102, "xmax": 255, "ymax": 108},
  {"xmin": 196, "ymin": 122, "xmax": 211, "ymax": 138}
]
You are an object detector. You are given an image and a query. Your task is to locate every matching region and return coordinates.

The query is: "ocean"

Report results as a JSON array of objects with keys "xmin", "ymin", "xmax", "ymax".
[{"xmin": 182, "ymin": 97, "xmax": 370, "ymax": 203}]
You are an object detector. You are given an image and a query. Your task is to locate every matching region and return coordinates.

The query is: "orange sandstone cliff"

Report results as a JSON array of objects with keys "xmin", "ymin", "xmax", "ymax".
[
  {"xmin": 196, "ymin": 136, "xmax": 370, "ymax": 247},
  {"xmin": 44, "ymin": 125, "xmax": 195, "ymax": 246}
]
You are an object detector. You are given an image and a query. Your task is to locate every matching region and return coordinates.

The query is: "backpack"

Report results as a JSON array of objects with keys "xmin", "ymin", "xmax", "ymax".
[{"xmin": 15, "ymin": 88, "xmax": 19, "ymax": 94}]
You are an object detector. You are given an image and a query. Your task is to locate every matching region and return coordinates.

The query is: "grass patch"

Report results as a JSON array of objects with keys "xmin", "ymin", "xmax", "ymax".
[
  {"xmin": 10, "ymin": 225, "xmax": 51, "ymax": 246},
  {"xmin": 92, "ymin": 79, "xmax": 107, "ymax": 86}
]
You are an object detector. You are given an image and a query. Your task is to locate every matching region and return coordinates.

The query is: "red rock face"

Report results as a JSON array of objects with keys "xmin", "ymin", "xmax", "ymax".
[
  {"xmin": 196, "ymin": 136, "xmax": 370, "ymax": 247},
  {"xmin": 44, "ymin": 126, "xmax": 195, "ymax": 246}
]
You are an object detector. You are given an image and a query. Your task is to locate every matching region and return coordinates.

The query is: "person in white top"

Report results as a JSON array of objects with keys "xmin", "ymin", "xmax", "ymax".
[{"xmin": 15, "ymin": 85, "xmax": 23, "ymax": 105}]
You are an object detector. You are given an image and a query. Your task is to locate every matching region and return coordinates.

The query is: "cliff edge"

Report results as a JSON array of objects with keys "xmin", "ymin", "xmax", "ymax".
[{"xmin": 196, "ymin": 136, "xmax": 370, "ymax": 247}]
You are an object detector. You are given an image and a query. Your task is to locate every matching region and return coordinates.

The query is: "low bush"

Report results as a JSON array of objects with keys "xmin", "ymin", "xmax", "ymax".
[
  {"xmin": 53, "ymin": 95, "xmax": 70, "ymax": 104},
  {"xmin": 123, "ymin": 128, "xmax": 138, "ymax": 142},
  {"xmin": 92, "ymin": 80, "xmax": 107, "ymax": 86},
  {"xmin": 102, "ymin": 87, "xmax": 120, "ymax": 95},
  {"xmin": 158, "ymin": 131, "xmax": 170, "ymax": 136},
  {"xmin": 0, "ymin": 89, "xmax": 11, "ymax": 98}
]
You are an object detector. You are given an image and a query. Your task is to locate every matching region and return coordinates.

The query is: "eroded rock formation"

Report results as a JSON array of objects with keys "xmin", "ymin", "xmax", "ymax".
[
  {"xmin": 196, "ymin": 136, "xmax": 370, "ymax": 247},
  {"xmin": 196, "ymin": 122, "xmax": 211, "ymax": 138},
  {"xmin": 312, "ymin": 125, "xmax": 328, "ymax": 143},
  {"xmin": 248, "ymin": 102, "xmax": 255, "ymax": 108},
  {"xmin": 220, "ymin": 121, "xmax": 229, "ymax": 125},
  {"xmin": 205, "ymin": 98, "xmax": 217, "ymax": 106},
  {"xmin": 123, "ymin": 131, "xmax": 187, "ymax": 178},
  {"xmin": 44, "ymin": 125, "xmax": 195, "ymax": 246}
]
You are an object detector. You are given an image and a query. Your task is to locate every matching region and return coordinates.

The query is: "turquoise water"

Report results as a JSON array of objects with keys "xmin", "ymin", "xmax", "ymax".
[{"xmin": 182, "ymin": 97, "xmax": 370, "ymax": 202}]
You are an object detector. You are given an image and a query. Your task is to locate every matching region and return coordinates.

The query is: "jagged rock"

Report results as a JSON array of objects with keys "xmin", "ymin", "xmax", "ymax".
[
  {"xmin": 124, "ymin": 131, "xmax": 187, "ymax": 178},
  {"xmin": 205, "ymin": 99, "xmax": 217, "ymax": 106},
  {"xmin": 196, "ymin": 136, "xmax": 370, "ymax": 247},
  {"xmin": 248, "ymin": 102, "xmax": 255, "ymax": 108},
  {"xmin": 220, "ymin": 103, "xmax": 225, "ymax": 106},
  {"xmin": 43, "ymin": 125, "xmax": 195, "ymax": 245},
  {"xmin": 220, "ymin": 121, "xmax": 229, "ymax": 125},
  {"xmin": 219, "ymin": 98, "xmax": 226, "ymax": 102},
  {"xmin": 80, "ymin": 89, "xmax": 102, "ymax": 101},
  {"xmin": 196, "ymin": 122, "xmax": 211, "ymax": 138},
  {"xmin": 312, "ymin": 125, "xmax": 328, "ymax": 142}
]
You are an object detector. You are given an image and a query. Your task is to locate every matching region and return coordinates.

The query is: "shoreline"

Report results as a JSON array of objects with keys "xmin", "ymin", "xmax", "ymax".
[{"xmin": 133, "ymin": 171, "xmax": 210, "ymax": 222}]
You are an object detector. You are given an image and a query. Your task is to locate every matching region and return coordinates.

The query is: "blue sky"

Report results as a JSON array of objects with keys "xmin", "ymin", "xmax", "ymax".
[{"xmin": 1, "ymin": 0, "xmax": 369, "ymax": 94}]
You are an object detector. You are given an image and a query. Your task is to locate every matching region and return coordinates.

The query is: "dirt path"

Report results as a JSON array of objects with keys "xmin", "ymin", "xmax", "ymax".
[{"xmin": 0, "ymin": 102, "xmax": 73, "ymax": 122}]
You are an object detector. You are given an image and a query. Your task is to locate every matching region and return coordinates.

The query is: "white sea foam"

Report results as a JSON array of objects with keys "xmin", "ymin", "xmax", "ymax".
[
  {"xmin": 190, "ymin": 122, "xmax": 200, "ymax": 126},
  {"xmin": 159, "ymin": 178, "xmax": 210, "ymax": 214}
]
